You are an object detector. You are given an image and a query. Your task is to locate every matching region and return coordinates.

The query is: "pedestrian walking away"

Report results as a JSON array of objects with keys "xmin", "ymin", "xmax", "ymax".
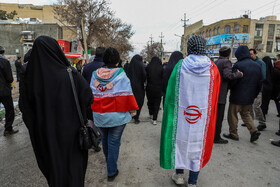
[
  {"xmin": 15, "ymin": 56, "xmax": 22, "ymax": 82},
  {"xmin": 0, "ymin": 45, "xmax": 17, "ymax": 136},
  {"xmin": 160, "ymin": 35, "xmax": 221, "ymax": 186},
  {"xmin": 214, "ymin": 46, "xmax": 243, "ymax": 144},
  {"xmin": 162, "ymin": 51, "xmax": 183, "ymax": 107},
  {"xmin": 126, "ymin": 54, "xmax": 146, "ymax": 124},
  {"xmin": 249, "ymin": 49, "xmax": 267, "ymax": 131},
  {"xmin": 224, "ymin": 46, "xmax": 262, "ymax": 143},
  {"xmin": 90, "ymin": 47, "xmax": 138, "ymax": 182},
  {"xmin": 20, "ymin": 36, "xmax": 93, "ymax": 187},
  {"xmin": 146, "ymin": 56, "xmax": 163, "ymax": 125}
]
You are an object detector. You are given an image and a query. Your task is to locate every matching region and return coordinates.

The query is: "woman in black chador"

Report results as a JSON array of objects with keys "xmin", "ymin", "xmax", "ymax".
[
  {"xmin": 162, "ymin": 51, "xmax": 183, "ymax": 106},
  {"xmin": 146, "ymin": 56, "xmax": 163, "ymax": 125},
  {"xmin": 20, "ymin": 36, "xmax": 93, "ymax": 187},
  {"xmin": 127, "ymin": 55, "xmax": 146, "ymax": 124}
]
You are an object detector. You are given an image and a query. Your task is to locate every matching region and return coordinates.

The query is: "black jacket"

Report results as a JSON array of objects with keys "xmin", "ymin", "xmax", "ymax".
[
  {"xmin": 82, "ymin": 56, "xmax": 104, "ymax": 84},
  {"xmin": 229, "ymin": 46, "xmax": 262, "ymax": 105},
  {"xmin": 214, "ymin": 56, "xmax": 242, "ymax": 104},
  {"xmin": 0, "ymin": 55, "xmax": 13, "ymax": 96}
]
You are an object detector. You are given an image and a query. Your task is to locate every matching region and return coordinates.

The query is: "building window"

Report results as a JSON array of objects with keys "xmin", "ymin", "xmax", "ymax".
[
  {"xmin": 214, "ymin": 28, "xmax": 217, "ymax": 35},
  {"xmin": 206, "ymin": 30, "xmax": 209, "ymax": 37},
  {"xmin": 202, "ymin": 31, "xmax": 205, "ymax": 37},
  {"xmin": 276, "ymin": 25, "xmax": 280, "ymax": 37},
  {"xmin": 267, "ymin": 41, "xmax": 273, "ymax": 52},
  {"xmin": 243, "ymin": 25, "xmax": 249, "ymax": 33},
  {"xmin": 255, "ymin": 24, "xmax": 263, "ymax": 39},
  {"xmin": 268, "ymin": 24, "xmax": 275, "ymax": 40},
  {"xmin": 276, "ymin": 39, "xmax": 280, "ymax": 52},
  {"xmin": 253, "ymin": 40, "xmax": 262, "ymax": 50},
  {"xmin": 209, "ymin": 29, "xmax": 212, "ymax": 37},
  {"xmin": 217, "ymin": 27, "xmax": 220, "ymax": 34},
  {"xmin": 234, "ymin": 24, "xmax": 239, "ymax": 33},
  {"xmin": 224, "ymin": 25, "xmax": 231, "ymax": 34}
]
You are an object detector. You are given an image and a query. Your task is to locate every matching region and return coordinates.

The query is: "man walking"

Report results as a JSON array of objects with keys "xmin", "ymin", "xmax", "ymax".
[
  {"xmin": 249, "ymin": 49, "xmax": 267, "ymax": 131},
  {"xmin": 0, "ymin": 46, "xmax": 18, "ymax": 136},
  {"xmin": 214, "ymin": 47, "xmax": 243, "ymax": 144},
  {"xmin": 15, "ymin": 56, "xmax": 22, "ymax": 82},
  {"xmin": 224, "ymin": 46, "xmax": 262, "ymax": 142}
]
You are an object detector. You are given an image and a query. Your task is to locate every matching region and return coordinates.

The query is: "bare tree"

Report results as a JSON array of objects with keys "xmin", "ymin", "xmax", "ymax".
[
  {"xmin": 140, "ymin": 42, "xmax": 163, "ymax": 62},
  {"xmin": 53, "ymin": 0, "xmax": 134, "ymax": 58}
]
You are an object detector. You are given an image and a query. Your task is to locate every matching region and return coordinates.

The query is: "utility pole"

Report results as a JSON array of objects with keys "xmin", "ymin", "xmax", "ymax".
[
  {"xmin": 81, "ymin": 18, "xmax": 89, "ymax": 64},
  {"xmin": 181, "ymin": 13, "xmax": 189, "ymax": 28},
  {"xmin": 230, "ymin": 26, "xmax": 236, "ymax": 61},
  {"xmin": 159, "ymin": 32, "xmax": 165, "ymax": 60},
  {"xmin": 149, "ymin": 34, "xmax": 154, "ymax": 45}
]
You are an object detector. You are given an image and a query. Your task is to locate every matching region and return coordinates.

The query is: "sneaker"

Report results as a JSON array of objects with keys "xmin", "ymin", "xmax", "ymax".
[
  {"xmin": 134, "ymin": 119, "xmax": 140, "ymax": 124},
  {"xmin": 153, "ymin": 120, "xmax": 157, "ymax": 125},
  {"xmin": 271, "ymin": 140, "xmax": 280, "ymax": 147},
  {"xmin": 171, "ymin": 173, "xmax": 185, "ymax": 185},
  {"xmin": 3, "ymin": 129, "xmax": 19, "ymax": 136},
  {"xmin": 188, "ymin": 184, "xmax": 197, "ymax": 187},
  {"xmin": 241, "ymin": 123, "xmax": 246, "ymax": 127},
  {"xmin": 107, "ymin": 170, "xmax": 119, "ymax": 182},
  {"xmin": 214, "ymin": 138, "xmax": 228, "ymax": 144}
]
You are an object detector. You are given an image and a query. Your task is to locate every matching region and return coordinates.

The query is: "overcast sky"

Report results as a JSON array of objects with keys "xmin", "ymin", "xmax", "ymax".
[{"xmin": 3, "ymin": 0, "xmax": 280, "ymax": 54}]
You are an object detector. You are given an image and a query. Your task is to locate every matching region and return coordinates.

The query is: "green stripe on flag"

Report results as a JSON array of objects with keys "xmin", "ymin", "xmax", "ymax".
[{"xmin": 160, "ymin": 60, "xmax": 182, "ymax": 169}]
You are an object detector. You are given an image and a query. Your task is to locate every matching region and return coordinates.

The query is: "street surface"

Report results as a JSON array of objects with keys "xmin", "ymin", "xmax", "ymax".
[{"xmin": 0, "ymin": 84, "xmax": 279, "ymax": 186}]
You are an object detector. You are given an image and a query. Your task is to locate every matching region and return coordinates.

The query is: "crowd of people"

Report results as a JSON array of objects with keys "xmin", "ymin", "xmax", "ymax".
[{"xmin": 0, "ymin": 34, "xmax": 279, "ymax": 186}]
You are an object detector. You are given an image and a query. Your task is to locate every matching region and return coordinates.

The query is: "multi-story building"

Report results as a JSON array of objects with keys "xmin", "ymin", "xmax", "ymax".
[
  {"xmin": 0, "ymin": 3, "xmax": 77, "ymax": 41},
  {"xmin": 182, "ymin": 15, "xmax": 280, "ymax": 59}
]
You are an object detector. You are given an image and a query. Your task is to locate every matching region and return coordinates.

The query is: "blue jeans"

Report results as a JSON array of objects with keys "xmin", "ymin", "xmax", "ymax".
[
  {"xmin": 176, "ymin": 169, "xmax": 200, "ymax": 185},
  {"xmin": 99, "ymin": 124, "xmax": 126, "ymax": 176}
]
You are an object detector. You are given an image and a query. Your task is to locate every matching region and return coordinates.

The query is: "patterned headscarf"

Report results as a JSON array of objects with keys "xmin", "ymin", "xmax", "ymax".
[{"xmin": 187, "ymin": 35, "xmax": 207, "ymax": 55}]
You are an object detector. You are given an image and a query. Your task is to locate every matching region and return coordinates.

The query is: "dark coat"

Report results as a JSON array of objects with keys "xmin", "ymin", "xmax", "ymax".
[
  {"xmin": 21, "ymin": 36, "xmax": 93, "ymax": 187},
  {"xmin": 272, "ymin": 68, "xmax": 280, "ymax": 100},
  {"xmin": 15, "ymin": 60, "xmax": 22, "ymax": 72},
  {"xmin": 127, "ymin": 55, "xmax": 146, "ymax": 109},
  {"xmin": 229, "ymin": 46, "xmax": 262, "ymax": 105},
  {"xmin": 214, "ymin": 56, "xmax": 242, "ymax": 104},
  {"xmin": 146, "ymin": 56, "xmax": 163, "ymax": 96},
  {"xmin": 0, "ymin": 55, "xmax": 13, "ymax": 96},
  {"xmin": 82, "ymin": 56, "xmax": 104, "ymax": 84}
]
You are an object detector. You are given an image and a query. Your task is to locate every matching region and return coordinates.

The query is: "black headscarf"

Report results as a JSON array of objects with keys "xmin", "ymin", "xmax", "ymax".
[
  {"xmin": 21, "ymin": 36, "xmax": 92, "ymax": 187},
  {"xmin": 162, "ymin": 51, "xmax": 183, "ymax": 95}
]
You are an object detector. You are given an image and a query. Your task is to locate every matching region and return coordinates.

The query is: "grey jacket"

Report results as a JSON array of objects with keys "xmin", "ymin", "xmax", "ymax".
[
  {"xmin": 0, "ymin": 55, "xmax": 13, "ymax": 96},
  {"xmin": 214, "ymin": 56, "xmax": 242, "ymax": 104}
]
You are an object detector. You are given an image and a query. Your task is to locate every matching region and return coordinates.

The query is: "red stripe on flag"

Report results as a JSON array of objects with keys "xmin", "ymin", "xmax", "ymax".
[
  {"xmin": 91, "ymin": 95, "xmax": 139, "ymax": 113},
  {"xmin": 200, "ymin": 62, "xmax": 221, "ymax": 169}
]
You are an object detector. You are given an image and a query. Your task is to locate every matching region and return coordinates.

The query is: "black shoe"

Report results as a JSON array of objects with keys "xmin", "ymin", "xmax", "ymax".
[
  {"xmin": 3, "ymin": 129, "xmax": 19, "ymax": 136},
  {"xmin": 107, "ymin": 170, "xmax": 119, "ymax": 182},
  {"xmin": 257, "ymin": 124, "xmax": 266, "ymax": 131},
  {"xmin": 250, "ymin": 131, "xmax": 261, "ymax": 142},
  {"xmin": 277, "ymin": 114, "xmax": 280, "ymax": 117},
  {"xmin": 271, "ymin": 140, "xmax": 280, "ymax": 147},
  {"xmin": 276, "ymin": 131, "xmax": 280, "ymax": 136},
  {"xmin": 223, "ymin": 133, "xmax": 239, "ymax": 141},
  {"xmin": 134, "ymin": 119, "xmax": 140, "ymax": 124},
  {"xmin": 214, "ymin": 138, "xmax": 229, "ymax": 144},
  {"xmin": 241, "ymin": 123, "xmax": 246, "ymax": 127}
]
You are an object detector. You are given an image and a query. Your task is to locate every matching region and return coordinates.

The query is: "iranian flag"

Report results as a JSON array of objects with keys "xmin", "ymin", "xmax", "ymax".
[{"xmin": 160, "ymin": 58, "xmax": 220, "ymax": 172}]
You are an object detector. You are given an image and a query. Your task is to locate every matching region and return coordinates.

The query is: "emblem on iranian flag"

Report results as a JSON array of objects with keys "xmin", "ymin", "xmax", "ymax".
[{"xmin": 184, "ymin": 105, "xmax": 202, "ymax": 124}]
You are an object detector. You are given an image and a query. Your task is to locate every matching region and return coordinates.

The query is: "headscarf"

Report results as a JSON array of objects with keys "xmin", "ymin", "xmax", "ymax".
[
  {"xmin": 187, "ymin": 35, "xmax": 207, "ymax": 55},
  {"xmin": 275, "ymin": 60, "xmax": 280, "ymax": 70}
]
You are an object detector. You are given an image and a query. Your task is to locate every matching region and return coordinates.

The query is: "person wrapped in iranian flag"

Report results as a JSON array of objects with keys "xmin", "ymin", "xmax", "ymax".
[{"xmin": 160, "ymin": 35, "xmax": 221, "ymax": 186}]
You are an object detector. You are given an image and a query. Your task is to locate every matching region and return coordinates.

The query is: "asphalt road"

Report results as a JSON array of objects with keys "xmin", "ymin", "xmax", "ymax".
[{"xmin": 0, "ymin": 99, "xmax": 279, "ymax": 187}]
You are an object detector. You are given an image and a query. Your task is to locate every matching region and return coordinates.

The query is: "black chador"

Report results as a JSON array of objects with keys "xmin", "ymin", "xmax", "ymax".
[
  {"xmin": 127, "ymin": 55, "xmax": 146, "ymax": 123},
  {"xmin": 20, "ymin": 36, "xmax": 93, "ymax": 187},
  {"xmin": 146, "ymin": 56, "xmax": 163, "ymax": 121}
]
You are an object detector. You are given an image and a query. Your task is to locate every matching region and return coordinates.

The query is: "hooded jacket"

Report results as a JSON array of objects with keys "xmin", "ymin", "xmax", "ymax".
[{"xmin": 229, "ymin": 46, "xmax": 262, "ymax": 105}]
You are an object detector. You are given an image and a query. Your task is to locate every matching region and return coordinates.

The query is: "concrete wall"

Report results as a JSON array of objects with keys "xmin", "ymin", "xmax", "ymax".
[
  {"xmin": 0, "ymin": 3, "xmax": 77, "ymax": 41},
  {"xmin": 0, "ymin": 23, "xmax": 60, "ymax": 57}
]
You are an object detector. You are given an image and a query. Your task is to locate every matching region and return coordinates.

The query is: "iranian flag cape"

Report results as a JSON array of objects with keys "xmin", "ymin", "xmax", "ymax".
[{"xmin": 160, "ymin": 55, "xmax": 220, "ymax": 172}]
